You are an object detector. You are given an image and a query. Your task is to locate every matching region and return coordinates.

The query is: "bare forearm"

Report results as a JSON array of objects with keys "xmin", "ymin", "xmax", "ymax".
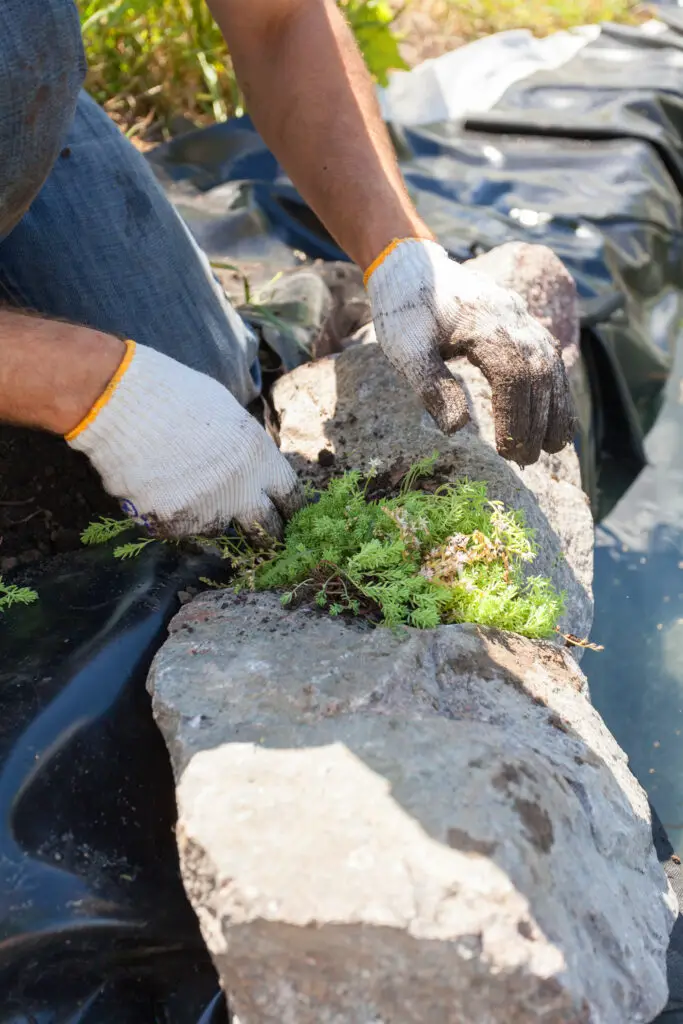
[
  {"xmin": 0, "ymin": 310, "xmax": 125, "ymax": 434},
  {"xmin": 208, "ymin": 0, "xmax": 433, "ymax": 268}
]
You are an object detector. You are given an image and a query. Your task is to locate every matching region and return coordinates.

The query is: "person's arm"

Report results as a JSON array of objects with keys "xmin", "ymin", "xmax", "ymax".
[
  {"xmin": 208, "ymin": 0, "xmax": 576, "ymax": 464},
  {"xmin": 207, "ymin": 0, "xmax": 432, "ymax": 270},
  {"xmin": 0, "ymin": 310, "xmax": 125, "ymax": 433},
  {"xmin": 0, "ymin": 311, "xmax": 302, "ymax": 537}
]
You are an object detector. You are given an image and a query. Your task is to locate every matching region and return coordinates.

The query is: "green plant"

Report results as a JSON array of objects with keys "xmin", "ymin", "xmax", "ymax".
[
  {"xmin": 437, "ymin": 0, "xmax": 641, "ymax": 46},
  {"xmin": 0, "ymin": 577, "xmax": 38, "ymax": 613},
  {"xmin": 83, "ymin": 456, "xmax": 565, "ymax": 638},
  {"xmin": 342, "ymin": 0, "xmax": 408, "ymax": 84},
  {"xmin": 81, "ymin": 516, "xmax": 157, "ymax": 559},
  {"xmin": 79, "ymin": 0, "xmax": 236, "ymax": 130},
  {"xmin": 248, "ymin": 459, "xmax": 564, "ymax": 635},
  {"xmin": 78, "ymin": 0, "xmax": 405, "ymax": 133},
  {"xmin": 482, "ymin": 0, "xmax": 638, "ymax": 33}
]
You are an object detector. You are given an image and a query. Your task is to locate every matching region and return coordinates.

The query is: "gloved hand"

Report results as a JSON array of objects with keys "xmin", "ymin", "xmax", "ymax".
[
  {"xmin": 365, "ymin": 238, "xmax": 576, "ymax": 465},
  {"xmin": 66, "ymin": 340, "xmax": 304, "ymax": 539}
]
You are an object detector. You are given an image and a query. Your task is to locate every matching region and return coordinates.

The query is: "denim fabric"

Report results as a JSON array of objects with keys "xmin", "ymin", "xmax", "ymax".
[
  {"xmin": 0, "ymin": 0, "xmax": 85, "ymax": 238},
  {"xmin": 0, "ymin": 82, "xmax": 259, "ymax": 406}
]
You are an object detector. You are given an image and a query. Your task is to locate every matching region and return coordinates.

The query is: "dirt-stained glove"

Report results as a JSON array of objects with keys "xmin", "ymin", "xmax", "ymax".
[
  {"xmin": 365, "ymin": 237, "xmax": 576, "ymax": 465},
  {"xmin": 66, "ymin": 340, "xmax": 304, "ymax": 539}
]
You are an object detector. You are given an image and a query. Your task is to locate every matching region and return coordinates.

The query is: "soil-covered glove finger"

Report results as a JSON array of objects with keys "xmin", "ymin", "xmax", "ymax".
[
  {"xmin": 543, "ymin": 358, "xmax": 576, "ymax": 454},
  {"xmin": 385, "ymin": 345, "xmax": 470, "ymax": 434},
  {"xmin": 234, "ymin": 496, "xmax": 286, "ymax": 546},
  {"xmin": 266, "ymin": 462, "xmax": 307, "ymax": 522},
  {"xmin": 66, "ymin": 340, "xmax": 305, "ymax": 539},
  {"xmin": 235, "ymin": 460, "xmax": 307, "ymax": 545},
  {"xmin": 465, "ymin": 243, "xmax": 577, "ymax": 456},
  {"xmin": 466, "ymin": 334, "xmax": 551, "ymax": 465},
  {"xmin": 446, "ymin": 272, "xmax": 573, "ymax": 464}
]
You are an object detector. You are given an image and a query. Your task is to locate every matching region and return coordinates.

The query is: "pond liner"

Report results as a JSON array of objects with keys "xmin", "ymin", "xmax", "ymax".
[{"xmin": 0, "ymin": 545, "xmax": 229, "ymax": 1023}]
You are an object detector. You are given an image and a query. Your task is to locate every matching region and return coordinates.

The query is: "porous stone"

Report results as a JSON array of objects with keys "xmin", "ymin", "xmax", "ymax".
[
  {"xmin": 147, "ymin": 243, "xmax": 675, "ymax": 1022},
  {"xmin": 148, "ymin": 592, "xmax": 677, "ymax": 1024}
]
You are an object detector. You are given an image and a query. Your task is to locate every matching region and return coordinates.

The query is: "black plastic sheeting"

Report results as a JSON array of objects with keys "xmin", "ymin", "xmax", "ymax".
[
  {"xmin": 0, "ymin": 547, "xmax": 229, "ymax": 1023},
  {"xmin": 6, "ymin": 13, "xmax": 683, "ymax": 1022}
]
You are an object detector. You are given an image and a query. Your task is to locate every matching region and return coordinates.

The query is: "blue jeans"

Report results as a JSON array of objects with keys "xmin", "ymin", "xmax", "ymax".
[{"xmin": 0, "ymin": 0, "xmax": 259, "ymax": 407}]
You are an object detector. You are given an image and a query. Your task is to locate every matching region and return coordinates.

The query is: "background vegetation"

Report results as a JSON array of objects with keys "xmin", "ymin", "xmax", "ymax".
[{"xmin": 77, "ymin": 0, "xmax": 643, "ymax": 136}]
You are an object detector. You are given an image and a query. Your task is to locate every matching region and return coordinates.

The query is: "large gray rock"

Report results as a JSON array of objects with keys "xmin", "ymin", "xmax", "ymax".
[
  {"xmin": 272, "ymin": 341, "xmax": 593, "ymax": 642},
  {"xmin": 148, "ymin": 592, "xmax": 677, "ymax": 1023},
  {"xmin": 147, "ymin": 244, "xmax": 673, "ymax": 1021}
]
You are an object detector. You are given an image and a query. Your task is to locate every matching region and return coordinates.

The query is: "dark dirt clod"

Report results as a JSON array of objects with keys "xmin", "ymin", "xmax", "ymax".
[{"xmin": 317, "ymin": 449, "xmax": 336, "ymax": 467}]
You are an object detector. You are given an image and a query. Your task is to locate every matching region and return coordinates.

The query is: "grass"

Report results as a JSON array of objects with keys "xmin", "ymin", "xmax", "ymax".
[
  {"xmin": 78, "ymin": 0, "xmax": 644, "ymax": 136},
  {"xmin": 78, "ymin": 0, "xmax": 406, "ymax": 135},
  {"xmin": 395, "ymin": 0, "xmax": 644, "ymax": 64},
  {"xmin": 445, "ymin": 0, "xmax": 641, "ymax": 39},
  {"xmin": 79, "ymin": 0, "xmax": 240, "ymax": 134}
]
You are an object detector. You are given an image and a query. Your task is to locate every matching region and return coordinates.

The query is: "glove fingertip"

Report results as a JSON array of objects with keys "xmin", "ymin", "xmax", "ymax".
[
  {"xmin": 542, "ymin": 420, "xmax": 577, "ymax": 455},
  {"xmin": 421, "ymin": 374, "xmax": 470, "ymax": 436},
  {"xmin": 274, "ymin": 479, "xmax": 307, "ymax": 521},
  {"xmin": 235, "ymin": 503, "xmax": 285, "ymax": 547},
  {"xmin": 543, "ymin": 386, "xmax": 578, "ymax": 455}
]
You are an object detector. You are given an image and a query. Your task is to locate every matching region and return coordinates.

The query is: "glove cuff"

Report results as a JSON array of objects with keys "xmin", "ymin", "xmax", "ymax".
[
  {"xmin": 363, "ymin": 236, "xmax": 446, "ymax": 287},
  {"xmin": 64, "ymin": 338, "xmax": 137, "ymax": 442}
]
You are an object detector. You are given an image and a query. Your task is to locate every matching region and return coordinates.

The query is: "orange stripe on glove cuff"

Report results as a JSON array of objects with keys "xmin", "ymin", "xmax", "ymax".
[
  {"xmin": 64, "ymin": 339, "xmax": 136, "ymax": 442},
  {"xmin": 363, "ymin": 237, "xmax": 434, "ymax": 287}
]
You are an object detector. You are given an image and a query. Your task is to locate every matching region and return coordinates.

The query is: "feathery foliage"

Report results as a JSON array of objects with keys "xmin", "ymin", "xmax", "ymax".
[
  {"xmin": 249, "ymin": 463, "xmax": 564, "ymax": 636},
  {"xmin": 83, "ymin": 457, "xmax": 565, "ymax": 638},
  {"xmin": 0, "ymin": 577, "xmax": 38, "ymax": 613}
]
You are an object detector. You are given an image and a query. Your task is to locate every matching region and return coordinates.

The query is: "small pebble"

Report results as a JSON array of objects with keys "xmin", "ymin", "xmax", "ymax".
[{"xmin": 177, "ymin": 590, "xmax": 193, "ymax": 605}]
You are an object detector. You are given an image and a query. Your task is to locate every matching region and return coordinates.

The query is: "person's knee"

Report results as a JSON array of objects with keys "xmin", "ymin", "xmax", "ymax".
[{"xmin": 0, "ymin": 0, "xmax": 86, "ymax": 238}]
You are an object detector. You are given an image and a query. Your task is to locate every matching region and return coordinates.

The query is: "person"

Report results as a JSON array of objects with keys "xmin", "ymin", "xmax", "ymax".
[{"xmin": 0, "ymin": 0, "xmax": 575, "ymax": 540}]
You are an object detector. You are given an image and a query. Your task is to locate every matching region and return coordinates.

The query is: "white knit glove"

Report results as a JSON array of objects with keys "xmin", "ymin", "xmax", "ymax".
[
  {"xmin": 365, "ymin": 238, "xmax": 575, "ymax": 465},
  {"xmin": 66, "ymin": 341, "xmax": 304, "ymax": 539}
]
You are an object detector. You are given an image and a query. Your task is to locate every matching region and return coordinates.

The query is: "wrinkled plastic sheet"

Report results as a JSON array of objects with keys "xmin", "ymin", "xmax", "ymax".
[
  {"xmin": 0, "ymin": 547, "xmax": 229, "ymax": 1023},
  {"xmin": 6, "ymin": 14, "xmax": 683, "ymax": 1021}
]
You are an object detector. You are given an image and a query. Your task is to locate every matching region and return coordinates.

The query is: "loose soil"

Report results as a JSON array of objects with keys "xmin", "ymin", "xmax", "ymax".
[{"xmin": 0, "ymin": 426, "xmax": 119, "ymax": 571}]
